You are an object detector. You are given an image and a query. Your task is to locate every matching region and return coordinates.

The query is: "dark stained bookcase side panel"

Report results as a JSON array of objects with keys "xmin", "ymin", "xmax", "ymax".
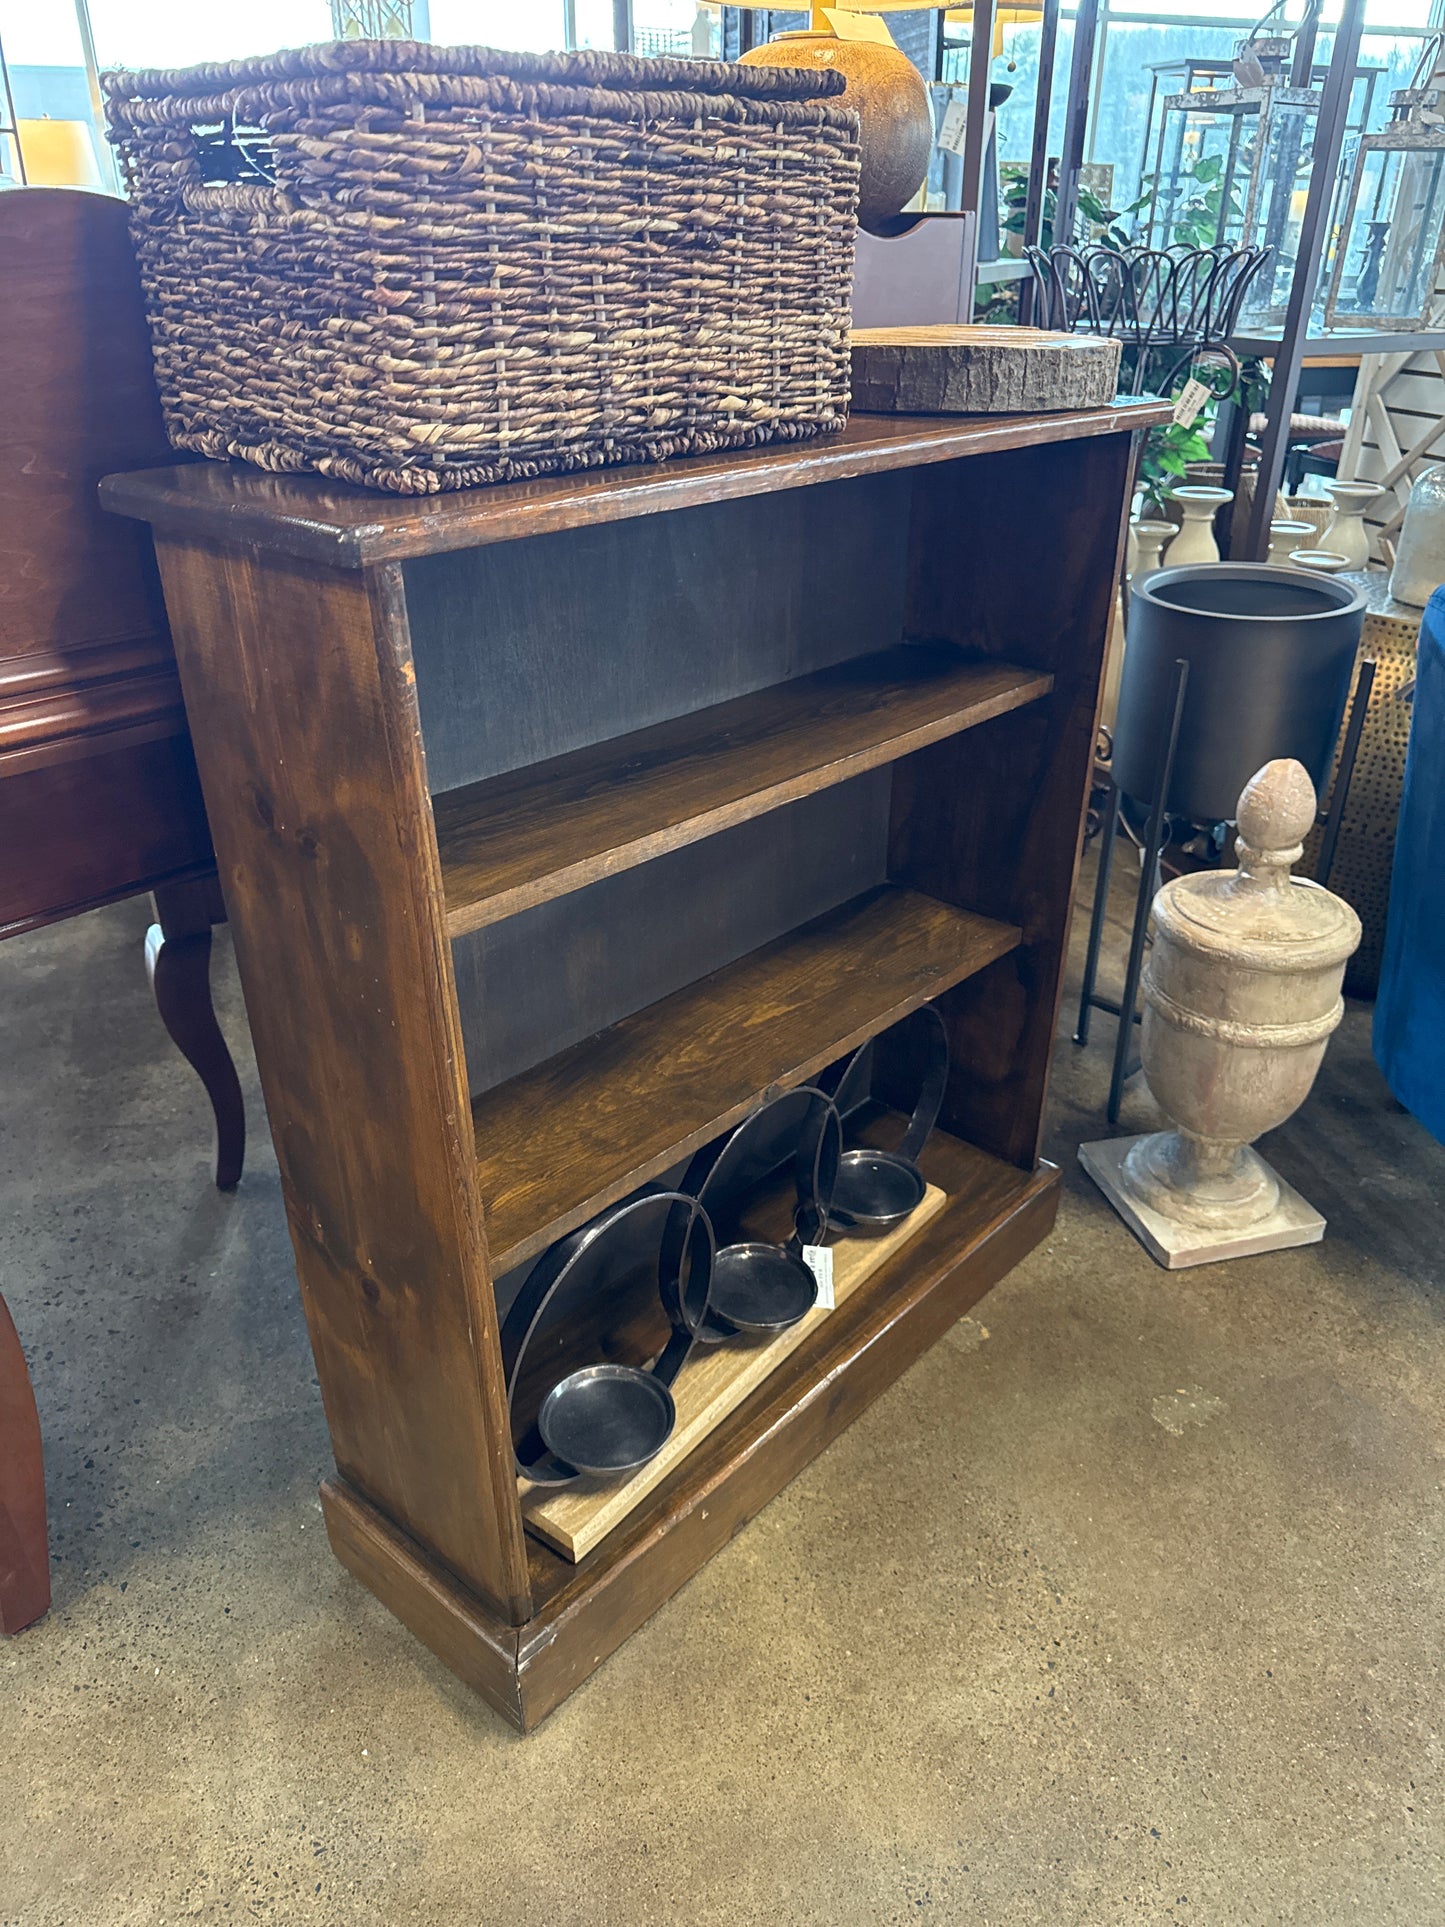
[{"xmin": 144, "ymin": 542, "xmax": 531, "ymax": 1623}]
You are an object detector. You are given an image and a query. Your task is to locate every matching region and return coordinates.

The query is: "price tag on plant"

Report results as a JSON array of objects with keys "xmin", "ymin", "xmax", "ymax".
[
  {"xmin": 1172, "ymin": 377, "xmax": 1211, "ymax": 429},
  {"xmin": 802, "ymin": 1245, "xmax": 835, "ymax": 1311},
  {"xmin": 938, "ymin": 99, "xmax": 969, "ymax": 158}
]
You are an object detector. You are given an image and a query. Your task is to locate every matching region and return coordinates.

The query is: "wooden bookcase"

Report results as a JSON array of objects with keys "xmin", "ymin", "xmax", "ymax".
[{"xmin": 103, "ymin": 399, "xmax": 1165, "ymax": 1730}]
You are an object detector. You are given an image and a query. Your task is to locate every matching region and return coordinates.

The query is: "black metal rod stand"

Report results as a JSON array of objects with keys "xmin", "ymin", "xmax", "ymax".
[
  {"xmin": 1074, "ymin": 781, "xmax": 1121, "ymax": 1048},
  {"xmin": 1315, "ymin": 656, "xmax": 1377, "ymax": 887},
  {"xmin": 1074, "ymin": 658, "xmax": 1191, "ymax": 1126}
]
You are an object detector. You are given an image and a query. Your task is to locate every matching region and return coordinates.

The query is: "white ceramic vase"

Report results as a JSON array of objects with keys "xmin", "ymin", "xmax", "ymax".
[
  {"xmin": 1320, "ymin": 479, "xmax": 1385, "ymax": 570},
  {"xmin": 1278, "ymin": 493, "xmax": 1333, "ymax": 547},
  {"xmin": 1267, "ymin": 519, "xmax": 1314, "ymax": 566},
  {"xmin": 1289, "ymin": 549, "xmax": 1351, "ymax": 575},
  {"xmin": 1130, "ymin": 518, "xmax": 1175, "ymax": 579},
  {"xmin": 1167, "ymin": 486, "xmax": 1233, "ymax": 566}
]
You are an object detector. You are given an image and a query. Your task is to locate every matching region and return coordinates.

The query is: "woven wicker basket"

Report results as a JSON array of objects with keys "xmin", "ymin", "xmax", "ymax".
[{"xmin": 104, "ymin": 42, "xmax": 861, "ymax": 494}]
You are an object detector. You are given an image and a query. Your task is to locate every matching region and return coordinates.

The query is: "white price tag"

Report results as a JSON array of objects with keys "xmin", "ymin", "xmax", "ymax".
[
  {"xmin": 938, "ymin": 99, "xmax": 969, "ymax": 158},
  {"xmin": 1172, "ymin": 377, "xmax": 1211, "ymax": 428},
  {"xmin": 802, "ymin": 1245, "xmax": 835, "ymax": 1311},
  {"xmin": 822, "ymin": 8, "xmax": 896, "ymax": 47}
]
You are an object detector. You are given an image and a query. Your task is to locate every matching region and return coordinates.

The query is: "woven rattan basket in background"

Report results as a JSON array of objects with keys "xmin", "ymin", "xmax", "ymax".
[{"xmin": 104, "ymin": 41, "xmax": 861, "ymax": 494}]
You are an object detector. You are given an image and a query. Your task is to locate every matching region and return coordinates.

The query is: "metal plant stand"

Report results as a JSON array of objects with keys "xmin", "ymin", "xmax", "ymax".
[
  {"xmin": 1077, "ymin": 654, "xmax": 1377, "ymax": 1126},
  {"xmin": 1075, "ymin": 657, "xmax": 1191, "ymax": 1126}
]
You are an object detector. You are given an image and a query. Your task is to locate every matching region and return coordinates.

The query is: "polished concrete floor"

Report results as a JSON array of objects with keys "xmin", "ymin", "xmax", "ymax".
[{"xmin": 3, "ymin": 855, "xmax": 1444, "ymax": 1926}]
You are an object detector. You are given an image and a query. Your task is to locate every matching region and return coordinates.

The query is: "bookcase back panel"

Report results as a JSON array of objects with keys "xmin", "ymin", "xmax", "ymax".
[
  {"xmin": 453, "ymin": 771, "xmax": 891, "ymax": 1098},
  {"xmin": 405, "ymin": 473, "xmax": 913, "ymax": 796}
]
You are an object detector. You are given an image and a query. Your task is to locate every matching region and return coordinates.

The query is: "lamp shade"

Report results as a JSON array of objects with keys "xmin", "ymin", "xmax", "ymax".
[
  {"xmin": 723, "ymin": 0, "xmax": 1042, "ymax": 60},
  {"xmin": 946, "ymin": 2, "xmax": 1044, "ymax": 59},
  {"xmin": 18, "ymin": 119, "xmax": 103, "ymax": 189}
]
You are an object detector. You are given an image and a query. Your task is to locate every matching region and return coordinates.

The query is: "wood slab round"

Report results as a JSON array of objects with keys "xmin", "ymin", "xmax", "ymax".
[{"xmin": 850, "ymin": 324, "xmax": 1122, "ymax": 416}]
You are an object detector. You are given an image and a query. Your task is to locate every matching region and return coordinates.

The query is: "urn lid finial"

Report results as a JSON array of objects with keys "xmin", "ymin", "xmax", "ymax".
[
  {"xmin": 1153, "ymin": 757, "xmax": 1363, "ymax": 960},
  {"xmin": 1235, "ymin": 758, "xmax": 1317, "ymax": 893}
]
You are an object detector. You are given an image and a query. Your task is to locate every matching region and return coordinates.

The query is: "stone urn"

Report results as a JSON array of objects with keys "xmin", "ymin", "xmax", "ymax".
[
  {"xmin": 740, "ymin": 29, "xmax": 933, "ymax": 234},
  {"xmin": 1080, "ymin": 759, "xmax": 1361, "ymax": 1267}
]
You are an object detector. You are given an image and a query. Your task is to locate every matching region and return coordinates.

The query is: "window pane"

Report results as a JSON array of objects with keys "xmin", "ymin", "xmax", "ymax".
[
  {"xmin": 427, "ymin": 0, "xmax": 567, "ymax": 47},
  {"xmin": 86, "ymin": 0, "xmax": 334, "ymax": 68},
  {"xmin": 631, "ymin": 2, "xmax": 720, "ymax": 57},
  {"xmin": 1090, "ymin": 22, "xmax": 1265, "ymax": 207},
  {"xmin": 0, "ymin": 0, "xmax": 104, "ymax": 185}
]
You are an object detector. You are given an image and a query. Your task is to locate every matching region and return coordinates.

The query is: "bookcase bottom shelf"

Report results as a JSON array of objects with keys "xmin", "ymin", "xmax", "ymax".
[
  {"xmin": 521, "ymin": 1181, "xmax": 951, "ymax": 1564},
  {"xmin": 320, "ymin": 1128, "xmax": 1061, "ymax": 1732}
]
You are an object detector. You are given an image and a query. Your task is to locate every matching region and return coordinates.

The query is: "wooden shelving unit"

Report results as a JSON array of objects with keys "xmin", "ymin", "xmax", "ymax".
[{"xmin": 104, "ymin": 396, "xmax": 1165, "ymax": 1731}]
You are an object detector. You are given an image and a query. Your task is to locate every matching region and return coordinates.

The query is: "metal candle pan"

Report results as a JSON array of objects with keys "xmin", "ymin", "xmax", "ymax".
[
  {"xmin": 500, "ymin": 1191, "xmax": 713, "ymax": 1486},
  {"xmin": 671, "ymin": 1085, "xmax": 840, "ymax": 1339},
  {"xmin": 823, "ymin": 1003, "xmax": 948, "ymax": 1233}
]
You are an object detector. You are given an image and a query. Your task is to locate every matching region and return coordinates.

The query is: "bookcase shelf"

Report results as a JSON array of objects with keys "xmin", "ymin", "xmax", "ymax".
[
  {"xmin": 104, "ymin": 398, "xmax": 1166, "ymax": 1731},
  {"xmin": 474, "ymin": 883, "xmax": 1019, "ymax": 1276},
  {"xmin": 434, "ymin": 645, "xmax": 1051, "ymax": 938}
]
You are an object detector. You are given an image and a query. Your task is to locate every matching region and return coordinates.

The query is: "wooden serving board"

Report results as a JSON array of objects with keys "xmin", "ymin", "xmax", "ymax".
[
  {"xmin": 851, "ymin": 324, "xmax": 1121, "ymax": 416},
  {"xmin": 521, "ymin": 1182, "xmax": 948, "ymax": 1563}
]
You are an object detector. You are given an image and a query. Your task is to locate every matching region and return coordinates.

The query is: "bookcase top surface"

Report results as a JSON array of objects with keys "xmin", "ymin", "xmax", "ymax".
[{"xmin": 100, "ymin": 398, "xmax": 1169, "ymax": 570}]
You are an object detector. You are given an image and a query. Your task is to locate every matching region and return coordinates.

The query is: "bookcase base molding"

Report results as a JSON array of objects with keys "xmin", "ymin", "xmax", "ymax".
[
  {"xmin": 102, "ymin": 399, "xmax": 1164, "ymax": 1731},
  {"xmin": 323, "ymin": 1141, "xmax": 1058, "ymax": 1733}
]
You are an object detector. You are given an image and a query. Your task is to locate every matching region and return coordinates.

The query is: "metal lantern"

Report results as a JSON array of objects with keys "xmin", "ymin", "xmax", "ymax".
[
  {"xmin": 1146, "ymin": 77, "xmax": 1322, "ymax": 329},
  {"xmin": 1324, "ymin": 86, "xmax": 1445, "ymax": 331},
  {"xmin": 329, "ymin": 0, "xmax": 419, "ymax": 36}
]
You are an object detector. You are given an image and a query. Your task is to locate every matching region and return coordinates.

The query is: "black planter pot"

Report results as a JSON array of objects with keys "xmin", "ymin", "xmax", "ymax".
[{"xmin": 1115, "ymin": 563, "xmax": 1367, "ymax": 823}]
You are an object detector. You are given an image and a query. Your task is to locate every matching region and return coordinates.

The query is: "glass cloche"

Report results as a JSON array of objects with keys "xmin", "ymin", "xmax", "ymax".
[{"xmin": 1389, "ymin": 463, "xmax": 1445, "ymax": 608}]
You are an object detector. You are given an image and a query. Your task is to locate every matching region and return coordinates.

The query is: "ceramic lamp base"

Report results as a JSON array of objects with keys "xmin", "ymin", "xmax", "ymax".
[{"xmin": 1079, "ymin": 1134, "xmax": 1325, "ymax": 1270}]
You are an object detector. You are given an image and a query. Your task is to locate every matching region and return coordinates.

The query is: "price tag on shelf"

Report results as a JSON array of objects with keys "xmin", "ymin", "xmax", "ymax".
[
  {"xmin": 802, "ymin": 1245, "xmax": 835, "ymax": 1311},
  {"xmin": 1172, "ymin": 377, "xmax": 1211, "ymax": 429},
  {"xmin": 938, "ymin": 99, "xmax": 969, "ymax": 158},
  {"xmin": 822, "ymin": 8, "xmax": 896, "ymax": 47}
]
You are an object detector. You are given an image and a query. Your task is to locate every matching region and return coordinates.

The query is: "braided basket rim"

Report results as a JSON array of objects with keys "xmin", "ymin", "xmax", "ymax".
[{"xmin": 101, "ymin": 37, "xmax": 849, "ymax": 107}]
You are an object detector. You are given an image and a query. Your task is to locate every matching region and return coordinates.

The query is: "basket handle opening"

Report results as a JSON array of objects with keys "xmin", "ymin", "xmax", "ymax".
[
  {"xmin": 190, "ymin": 115, "xmax": 278, "ymax": 187},
  {"xmin": 173, "ymin": 115, "xmax": 295, "ymax": 217}
]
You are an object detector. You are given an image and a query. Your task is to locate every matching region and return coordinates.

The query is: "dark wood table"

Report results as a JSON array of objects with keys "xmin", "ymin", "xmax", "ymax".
[{"xmin": 0, "ymin": 186, "xmax": 246, "ymax": 1635}]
